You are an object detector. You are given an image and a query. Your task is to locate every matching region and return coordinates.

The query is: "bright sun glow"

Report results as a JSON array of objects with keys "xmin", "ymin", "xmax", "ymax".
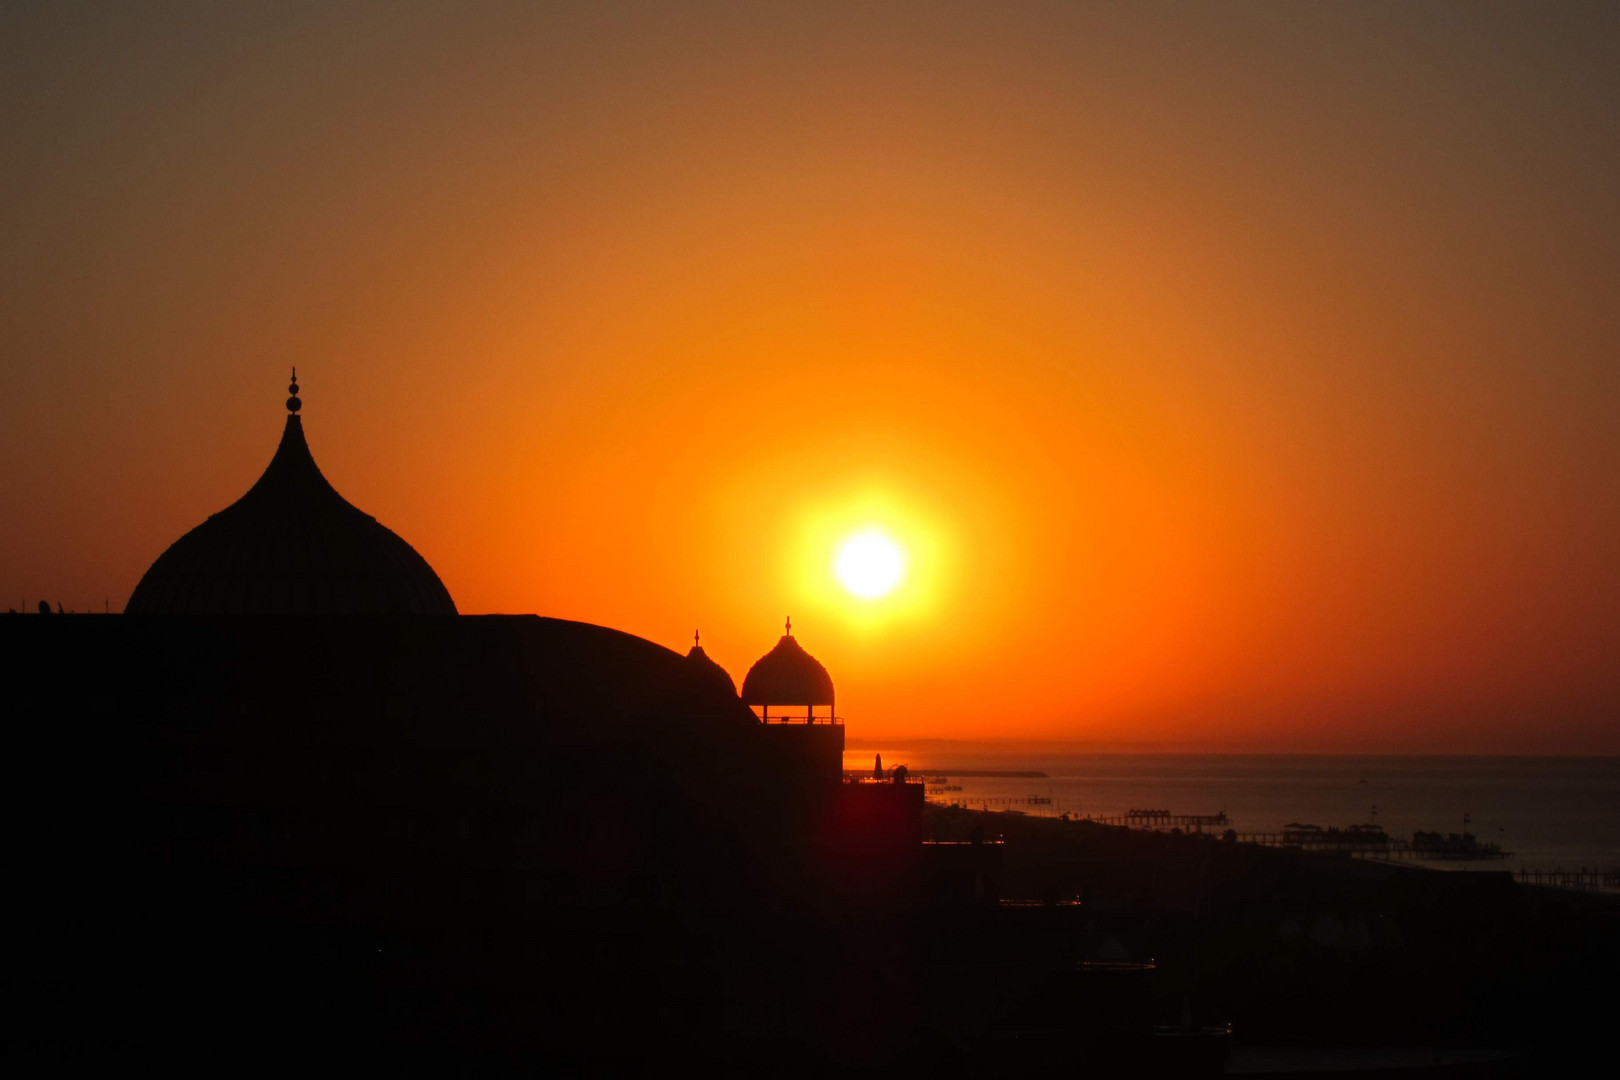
[{"xmin": 834, "ymin": 529, "xmax": 907, "ymax": 600}]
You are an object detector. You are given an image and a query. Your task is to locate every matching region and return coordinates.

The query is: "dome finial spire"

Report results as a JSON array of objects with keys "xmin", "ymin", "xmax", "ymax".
[
  {"xmin": 784, "ymin": 615, "xmax": 792, "ymax": 636},
  {"xmin": 287, "ymin": 368, "xmax": 302, "ymax": 414},
  {"xmin": 694, "ymin": 628, "xmax": 700, "ymax": 648}
]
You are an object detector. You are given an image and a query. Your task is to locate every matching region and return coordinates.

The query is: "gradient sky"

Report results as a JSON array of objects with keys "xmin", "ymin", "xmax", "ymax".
[{"xmin": 4, "ymin": 3, "xmax": 1618, "ymax": 751}]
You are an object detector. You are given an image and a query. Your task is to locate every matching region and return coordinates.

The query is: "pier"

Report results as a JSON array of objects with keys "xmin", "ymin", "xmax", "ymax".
[
  {"xmin": 932, "ymin": 795, "xmax": 1055, "ymax": 809},
  {"xmin": 844, "ymin": 770, "xmax": 1049, "ymax": 781},
  {"xmin": 1514, "ymin": 867, "xmax": 1620, "ymax": 893},
  {"xmin": 1089, "ymin": 809, "xmax": 1231, "ymax": 830},
  {"xmin": 1236, "ymin": 830, "xmax": 1514, "ymax": 861}
]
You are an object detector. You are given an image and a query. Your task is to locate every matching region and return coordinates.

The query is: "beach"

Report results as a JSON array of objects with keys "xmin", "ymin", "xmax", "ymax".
[{"xmin": 849, "ymin": 748, "xmax": 1620, "ymax": 871}]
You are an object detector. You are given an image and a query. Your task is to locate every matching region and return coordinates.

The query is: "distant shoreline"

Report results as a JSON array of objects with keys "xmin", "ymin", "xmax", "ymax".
[
  {"xmin": 843, "ymin": 740, "xmax": 1620, "ymax": 760},
  {"xmin": 844, "ymin": 768, "xmax": 1049, "ymax": 779}
]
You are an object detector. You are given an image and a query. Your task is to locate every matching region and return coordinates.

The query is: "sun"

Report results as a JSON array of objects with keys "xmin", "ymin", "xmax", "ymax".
[{"xmin": 834, "ymin": 528, "xmax": 906, "ymax": 600}]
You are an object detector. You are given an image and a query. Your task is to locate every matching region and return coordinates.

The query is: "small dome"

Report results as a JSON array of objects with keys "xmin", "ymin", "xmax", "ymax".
[
  {"xmin": 685, "ymin": 636, "xmax": 737, "ymax": 698},
  {"xmin": 127, "ymin": 382, "xmax": 456, "ymax": 616},
  {"xmin": 741, "ymin": 626, "xmax": 833, "ymax": 707}
]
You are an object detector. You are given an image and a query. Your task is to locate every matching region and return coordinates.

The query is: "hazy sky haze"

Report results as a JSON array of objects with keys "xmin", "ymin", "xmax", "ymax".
[{"xmin": 5, "ymin": 3, "xmax": 1618, "ymax": 751}]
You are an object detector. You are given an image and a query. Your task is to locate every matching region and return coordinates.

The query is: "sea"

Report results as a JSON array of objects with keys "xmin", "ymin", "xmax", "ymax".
[{"xmin": 844, "ymin": 747, "xmax": 1620, "ymax": 872}]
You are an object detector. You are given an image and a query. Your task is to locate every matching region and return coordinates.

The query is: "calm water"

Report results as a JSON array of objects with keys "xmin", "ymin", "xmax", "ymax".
[{"xmin": 846, "ymin": 749, "xmax": 1620, "ymax": 870}]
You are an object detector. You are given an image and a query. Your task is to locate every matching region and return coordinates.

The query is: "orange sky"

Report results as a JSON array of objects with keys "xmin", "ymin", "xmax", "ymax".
[{"xmin": 4, "ymin": 3, "xmax": 1618, "ymax": 751}]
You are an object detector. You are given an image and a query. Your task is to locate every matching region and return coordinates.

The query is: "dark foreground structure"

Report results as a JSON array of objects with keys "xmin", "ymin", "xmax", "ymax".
[{"xmin": 5, "ymin": 384, "xmax": 1615, "ymax": 1074}]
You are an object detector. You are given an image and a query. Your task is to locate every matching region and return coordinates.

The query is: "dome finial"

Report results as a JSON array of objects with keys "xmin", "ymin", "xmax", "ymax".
[
  {"xmin": 287, "ymin": 367, "xmax": 302, "ymax": 414},
  {"xmin": 694, "ymin": 628, "xmax": 700, "ymax": 648},
  {"xmin": 785, "ymin": 615, "xmax": 792, "ymax": 636}
]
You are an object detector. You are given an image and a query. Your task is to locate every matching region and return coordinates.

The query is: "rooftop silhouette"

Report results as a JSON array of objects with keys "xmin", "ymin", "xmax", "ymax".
[
  {"xmin": 742, "ymin": 617, "xmax": 835, "ymax": 714},
  {"xmin": 125, "ymin": 373, "xmax": 456, "ymax": 615}
]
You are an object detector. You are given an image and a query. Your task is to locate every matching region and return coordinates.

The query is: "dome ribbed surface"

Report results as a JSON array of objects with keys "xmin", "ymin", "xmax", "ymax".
[
  {"xmin": 740, "ymin": 635, "xmax": 834, "ymax": 706},
  {"xmin": 126, "ymin": 415, "xmax": 456, "ymax": 615}
]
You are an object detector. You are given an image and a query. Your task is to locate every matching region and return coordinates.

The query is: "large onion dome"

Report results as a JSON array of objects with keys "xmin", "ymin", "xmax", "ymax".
[
  {"xmin": 740, "ymin": 618, "xmax": 834, "ymax": 709},
  {"xmin": 685, "ymin": 631, "xmax": 737, "ymax": 697},
  {"xmin": 126, "ymin": 372, "xmax": 457, "ymax": 615}
]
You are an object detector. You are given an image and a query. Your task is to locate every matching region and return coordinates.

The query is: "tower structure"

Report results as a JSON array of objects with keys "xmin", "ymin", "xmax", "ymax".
[
  {"xmin": 741, "ymin": 618, "xmax": 843, "ymax": 782},
  {"xmin": 741, "ymin": 616, "xmax": 835, "ymax": 723}
]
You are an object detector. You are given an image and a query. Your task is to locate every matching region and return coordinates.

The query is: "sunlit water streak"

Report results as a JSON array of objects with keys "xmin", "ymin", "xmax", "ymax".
[{"xmin": 845, "ymin": 751, "xmax": 1620, "ymax": 870}]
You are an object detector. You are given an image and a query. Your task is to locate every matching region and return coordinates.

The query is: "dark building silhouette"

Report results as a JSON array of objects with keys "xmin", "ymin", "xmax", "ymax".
[
  {"xmin": 684, "ymin": 629, "xmax": 737, "ymax": 697},
  {"xmin": 2, "ymin": 376, "xmax": 931, "ymax": 1071},
  {"xmin": 741, "ymin": 616, "xmax": 846, "ymax": 783},
  {"xmin": 742, "ymin": 616, "xmax": 836, "ymax": 720},
  {"xmin": 126, "ymin": 371, "xmax": 456, "ymax": 615},
  {"xmin": 17, "ymin": 375, "xmax": 1598, "ymax": 1074}
]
